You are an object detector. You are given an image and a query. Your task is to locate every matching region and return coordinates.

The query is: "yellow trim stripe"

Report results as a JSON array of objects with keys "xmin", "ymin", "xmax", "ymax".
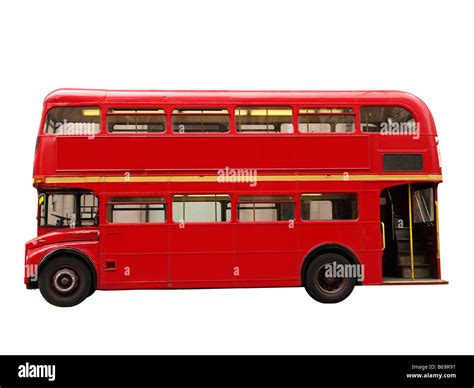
[{"xmin": 38, "ymin": 174, "xmax": 443, "ymax": 184}]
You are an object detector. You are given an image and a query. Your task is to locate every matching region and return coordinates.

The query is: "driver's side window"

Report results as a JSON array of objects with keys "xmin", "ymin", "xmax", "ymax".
[
  {"xmin": 39, "ymin": 192, "xmax": 98, "ymax": 227},
  {"xmin": 79, "ymin": 194, "xmax": 99, "ymax": 226}
]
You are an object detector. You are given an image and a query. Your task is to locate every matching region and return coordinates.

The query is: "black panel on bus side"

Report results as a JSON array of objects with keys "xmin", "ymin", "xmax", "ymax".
[{"xmin": 383, "ymin": 154, "xmax": 423, "ymax": 171}]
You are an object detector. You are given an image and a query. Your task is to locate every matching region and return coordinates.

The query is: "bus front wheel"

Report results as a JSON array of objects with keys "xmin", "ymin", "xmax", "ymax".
[
  {"xmin": 304, "ymin": 253, "xmax": 356, "ymax": 303},
  {"xmin": 38, "ymin": 255, "xmax": 92, "ymax": 307}
]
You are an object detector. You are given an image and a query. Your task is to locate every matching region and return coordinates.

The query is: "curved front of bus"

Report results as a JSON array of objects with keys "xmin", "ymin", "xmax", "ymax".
[{"xmin": 24, "ymin": 190, "xmax": 99, "ymax": 289}]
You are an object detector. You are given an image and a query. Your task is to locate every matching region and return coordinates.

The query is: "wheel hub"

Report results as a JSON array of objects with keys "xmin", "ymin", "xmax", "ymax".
[
  {"xmin": 315, "ymin": 265, "xmax": 348, "ymax": 294},
  {"xmin": 52, "ymin": 268, "xmax": 78, "ymax": 294}
]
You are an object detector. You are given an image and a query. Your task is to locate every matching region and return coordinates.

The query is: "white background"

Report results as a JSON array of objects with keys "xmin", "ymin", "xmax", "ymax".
[{"xmin": 0, "ymin": 0, "xmax": 472, "ymax": 355}]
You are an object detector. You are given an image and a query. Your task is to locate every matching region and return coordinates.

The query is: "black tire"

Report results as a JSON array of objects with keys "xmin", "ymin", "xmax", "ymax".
[
  {"xmin": 38, "ymin": 255, "xmax": 92, "ymax": 307},
  {"xmin": 304, "ymin": 253, "xmax": 357, "ymax": 303}
]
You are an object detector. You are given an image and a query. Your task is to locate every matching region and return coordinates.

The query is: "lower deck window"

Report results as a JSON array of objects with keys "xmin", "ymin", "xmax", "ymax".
[
  {"xmin": 172, "ymin": 194, "xmax": 231, "ymax": 222},
  {"xmin": 107, "ymin": 197, "xmax": 166, "ymax": 223},
  {"xmin": 237, "ymin": 196, "xmax": 295, "ymax": 221},
  {"xmin": 301, "ymin": 193, "xmax": 357, "ymax": 220}
]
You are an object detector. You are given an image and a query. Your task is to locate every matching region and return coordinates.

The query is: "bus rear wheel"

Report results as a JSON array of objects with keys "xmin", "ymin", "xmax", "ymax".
[
  {"xmin": 39, "ymin": 256, "xmax": 92, "ymax": 307},
  {"xmin": 304, "ymin": 253, "xmax": 356, "ymax": 303}
]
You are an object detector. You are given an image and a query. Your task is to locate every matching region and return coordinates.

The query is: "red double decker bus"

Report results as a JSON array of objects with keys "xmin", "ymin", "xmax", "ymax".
[{"xmin": 25, "ymin": 89, "xmax": 445, "ymax": 307}]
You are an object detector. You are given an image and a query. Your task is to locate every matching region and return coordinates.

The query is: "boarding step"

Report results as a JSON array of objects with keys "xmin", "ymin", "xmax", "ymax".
[
  {"xmin": 398, "ymin": 254, "xmax": 426, "ymax": 266},
  {"xmin": 398, "ymin": 264, "xmax": 431, "ymax": 279},
  {"xmin": 397, "ymin": 240, "xmax": 423, "ymax": 253},
  {"xmin": 394, "ymin": 228, "xmax": 410, "ymax": 241}
]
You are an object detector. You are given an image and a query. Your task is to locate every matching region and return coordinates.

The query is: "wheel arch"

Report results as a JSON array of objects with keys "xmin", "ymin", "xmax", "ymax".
[
  {"xmin": 300, "ymin": 243, "xmax": 361, "ymax": 285},
  {"xmin": 37, "ymin": 248, "xmax": 97, "ymax": 294}
]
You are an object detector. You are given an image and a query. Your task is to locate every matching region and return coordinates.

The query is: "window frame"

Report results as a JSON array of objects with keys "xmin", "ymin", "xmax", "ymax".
[
  {"xmin": 106, "ymin": 108, "xmax": 167, "ymax": 135},
  {"xmin": 297, "ymin": 107, "xmax": 356, "ymax": 134},
  {"xmin": 236, "ymin": 195, "xmax": 296, "ymax": 223},
  {"xmin": 106, "ymin": 196, "xmax": 168, "ymax": 224},
  {"xmin": 413, "ymin": 187, "xmax": 435, "ymax": 224},
  {"xmin": 171, "ymin": 108, "xmax": 231, "ymax": 134},
  {"xmin": 235, "ymin": 106, "xmax": 295, "ymax": 135},
  {"xmin": 299, "ymin": 193, "xmax": 359, "ymax": 222},
  {"xmin": 38, "ymin": 191, "xmax": 99, "ymax": 228},
  {"xmin": 172, "ymin": 194, "xmax": 232, "ymax": 223},
  {"xmin": 359, "ymin": 105, "xmax": 419, "ymax": 135},
  {"xmin": 43, "ymin": 106, "xmax": 102, "ymax": 135}
]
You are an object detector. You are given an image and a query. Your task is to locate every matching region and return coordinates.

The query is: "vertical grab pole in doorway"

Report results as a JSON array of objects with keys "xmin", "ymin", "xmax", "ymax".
[
  {"xmin": 435, "ymin": 200, "xmax": 440, "ymax": 260},
  {"xmin": 408, "ymin": 184, "xmax": 415, "ymax": 280}
]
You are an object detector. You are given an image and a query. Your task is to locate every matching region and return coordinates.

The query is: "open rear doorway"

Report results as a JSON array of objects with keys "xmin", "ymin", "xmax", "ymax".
[{"xmin": 380, "ymin": 183, "xmax": 445, "ymax": 284}]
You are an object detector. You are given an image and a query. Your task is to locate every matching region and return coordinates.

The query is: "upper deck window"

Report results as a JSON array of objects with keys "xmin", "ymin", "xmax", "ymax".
[
  {"xmin": 44, "ymin": 107, "xmax": 101, "ymax": 135},
  {"xmin": 236, "ymin": 107, "xmax": 293, "ymax": 133},
  {"xmin": 172, "ymin": 109, "xmax": 229, "ymax": 133},
  {"xmin": 360, "ymin": 106, "xmax": 416, "ymax": 134},
  {"xmin": 107, "ymin": 109, "xmax": 165, "ymax": 133},
  {"xmin": 298, "ymin": 108, "xmax": 355, "ymax": 133}
]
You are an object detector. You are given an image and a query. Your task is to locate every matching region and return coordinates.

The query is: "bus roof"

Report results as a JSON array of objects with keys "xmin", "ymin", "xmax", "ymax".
[{"xmin": 44, "ymin": 89, "xmax": 430, "ymax": 110}]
